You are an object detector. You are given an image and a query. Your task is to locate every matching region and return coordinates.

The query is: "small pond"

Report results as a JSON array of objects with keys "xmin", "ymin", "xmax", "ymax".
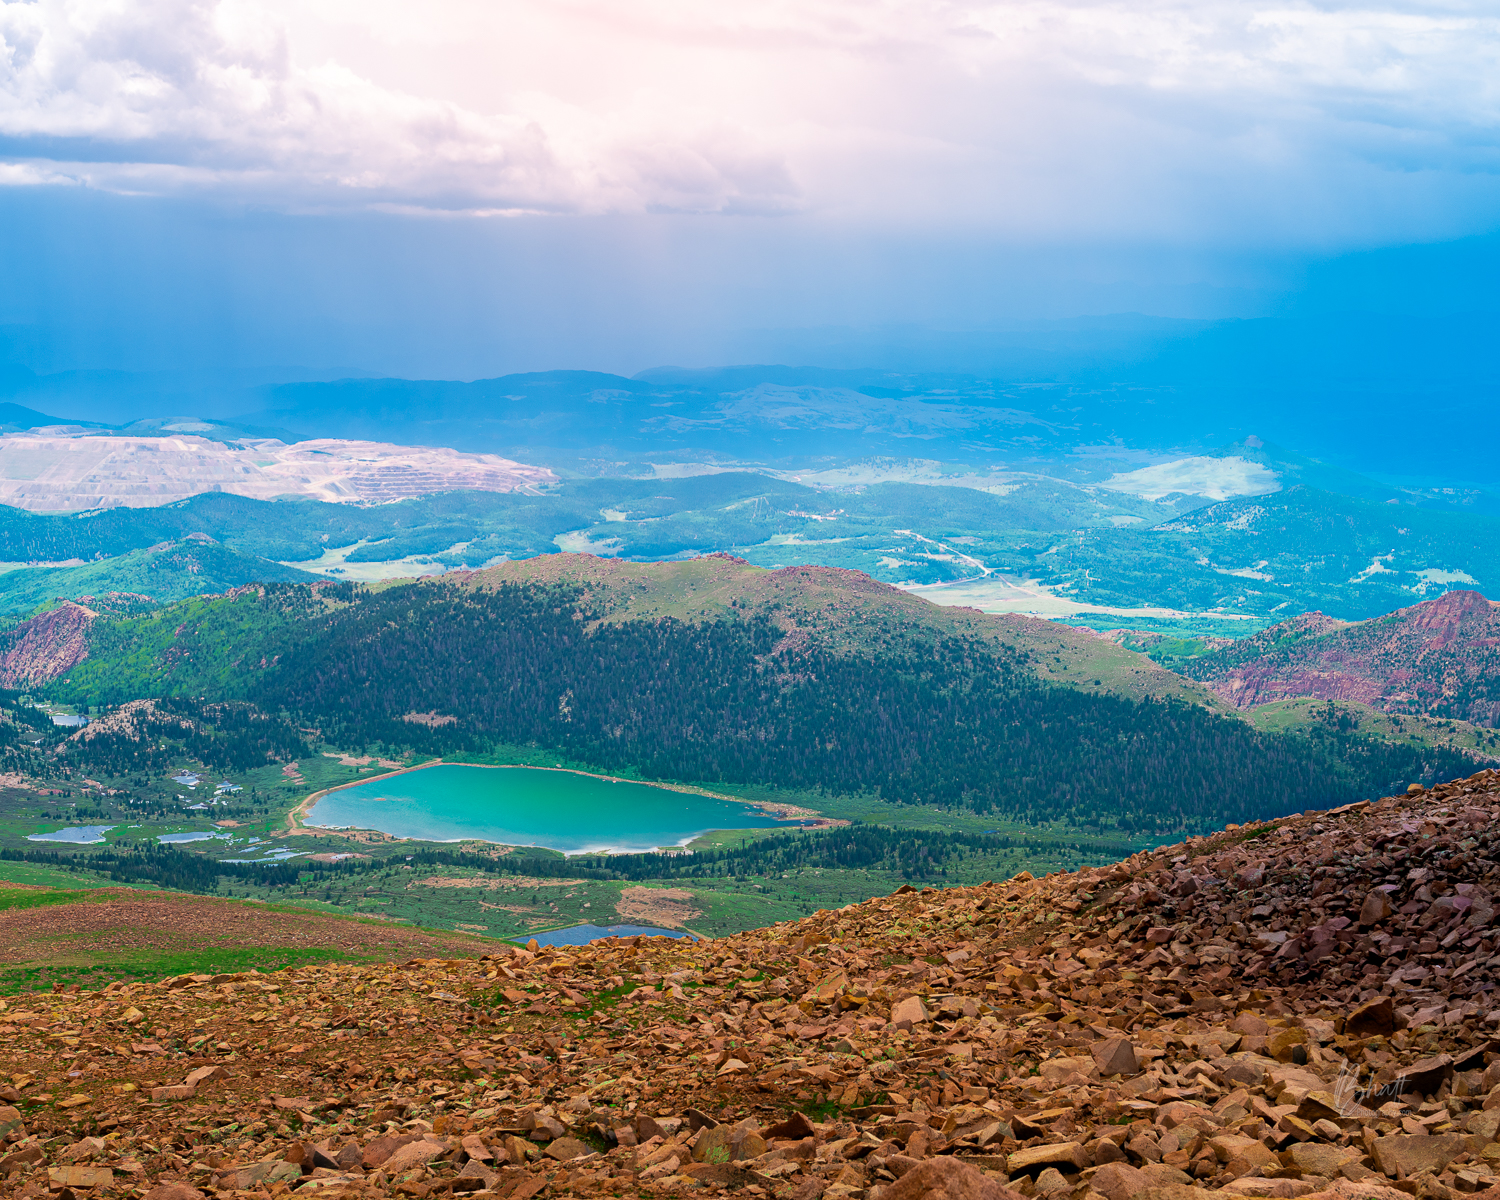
[
  {"xmin": 525, "ymin": 923, "xmax": 695, "ymax": 948},
  {"xmin": 27, "ymin": 825, "xmax": 113, "ymax": 844}
]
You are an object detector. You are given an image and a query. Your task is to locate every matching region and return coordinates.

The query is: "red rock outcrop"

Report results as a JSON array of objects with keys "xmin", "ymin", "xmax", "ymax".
[
  {"xmin": 0, "ymin": 601, "xmax": 94, "ymax": 687},
  {"xmin": 1190, "ymin": 592, "xmax": 1500, "ymax": 725}
]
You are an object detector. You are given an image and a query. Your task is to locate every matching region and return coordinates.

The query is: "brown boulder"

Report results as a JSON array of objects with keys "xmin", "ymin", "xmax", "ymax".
[
  {"xmin": 1220, "ymin": 1182, "xmax": 1316, "ymax": 1198},
  {"xmin": 1008, "ymin": 1142, "xmax": 1088, "ymax": 1174},
  {"xmin": 1210, "ymin": 1135, "xmax": 1267, "ymax": 1164},
  {"xmin": 1285, "ymin": 1142, "xmax": 1359, "ymax": 1177},
  {"xmin": 143, "ymin": 1187, "xmax": 206, "ymax": 1200},
  {"xmin": 527, "ymin": 1112, "xmax": 566, "ymax": 1141},
  {"xmin": 1090, "ymin": 1163, "xmax": 1150, "ymax": 1200},
  {"xmin": 881, "ymin": 1157, "xmax": 1028, "ymax": 1200},
  {"xmin": 381, "ymin": 1140, "xmax": 445, "ymax": 1174},
  {"xmin": 1093, "ymin": 1038, "xmax": 1140, "ymax": 1076},
  {"xmin": 48, "ymin": 1165, "xmax": 115, "ymax": 1190},
  {"xmin": 1371, "ymin": 1134, "xmax": 1466, "ymax": 1178},
  {"xmin": 892, "ymin": 996, "xmax": 931, "ymax": 1026},
  {"xmin": 1359, "ymin": 891, "xmax": 1395, "ymax": 926},
  {"xmin": 693, "ymin": 1123, "xmax": 736, "ymax": 1162},
  {"xmin": 1396, "ymin": 1055, "xmax": 1454, "ymax": 1099},
  {"xmin": 683, "ymin": 1161, "xmax": 763, "ymax": 1187},
  {"xmin": 150, "ymin": 1084, "xmax": 195, "ymax": 1101},
  {"xmin": 1464, "ymin": 1110, "xmax": 1500, "ymax": 1141},
  {"xmin": 1348, "ymin": 996, "xmax": 1396, "ymax": 1037},
  {"xmin": 1296, "ymin": 1090, "xmax": 1347, "ymax": 1122},
  {"xmin": 1301, "ymin": 1181, "xmax": 1411, "ymax": 1200},
  {"xmin": 457, "ymin": 1160, "xmax": 501, "ymax": 1189},
  {"xmin": 1137, "ymin": 1164, "xmax": 1195, "ymax": 1189},
  {"xmin": 363, "ymin": 1134, "xmax": 418, "ymax": 1168},
  {"xmin": 183, "ymin": 1065, "xmax": 226, "ymax": 1088},
  {"xmin": 1268, "ymin": 1027, "xmax": 1310, "ymax": 1062},
  {"xmin": 543, "ymin": 1136, "xmax": 591, "ymax": 1161},
  {"xmin": 1223, "ymin": 1058, "xmax": 1270, "ymax": 1086},
  {"xmin": 767, "ymin": 1112, "xmax": 817, "ymax": 1140}
]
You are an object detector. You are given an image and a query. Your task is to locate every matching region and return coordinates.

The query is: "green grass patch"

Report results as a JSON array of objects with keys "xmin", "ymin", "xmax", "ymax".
[
  {"xmin": 0, "ymin": 944, "xmax": 377, "ymax": 996},
  {"xmin": 0, "ymin": 888, "xmax": 89, "ymax": 913},
  {"xmin": 0, "ymin": 859, "xmax": 118, "ymax": 889},
  {"xmin": 559, "ymin": 980, "xmax": 638, "ymax": 1022}
]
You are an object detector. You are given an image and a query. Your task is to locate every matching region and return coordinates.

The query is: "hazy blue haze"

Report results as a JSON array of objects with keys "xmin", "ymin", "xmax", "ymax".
[{"xmin": 1, "ymin": 191, "xmax": 1497, "ymax": 387}]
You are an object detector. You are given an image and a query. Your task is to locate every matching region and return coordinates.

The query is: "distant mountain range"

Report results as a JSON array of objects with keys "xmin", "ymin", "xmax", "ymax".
[
  {"xmin": 0, "ymin": 472, "xmax": 1488, "ymax": 625},
  {"xmin": 4, "ymin": 311, "xmax": 1497, "ymax": 484},
  {"xmin": 0, "ymin": 353, "xmax": 1490, "ymax": 632}
]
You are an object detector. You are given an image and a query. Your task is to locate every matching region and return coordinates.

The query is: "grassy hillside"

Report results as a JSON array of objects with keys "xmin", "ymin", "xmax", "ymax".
[{"xmin": 1245, "ymin": 696, "xmax": 1500, "ymax": 760}]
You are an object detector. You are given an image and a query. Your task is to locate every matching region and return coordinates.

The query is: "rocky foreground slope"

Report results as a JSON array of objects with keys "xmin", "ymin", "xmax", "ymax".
[{"xmin": 11, "ymin": 770, "xmax": 1500, "ymax": 1200}]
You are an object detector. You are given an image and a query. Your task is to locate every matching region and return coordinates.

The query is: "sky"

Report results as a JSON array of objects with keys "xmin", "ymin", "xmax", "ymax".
[{"xmin": 0, "ymin": 0, "xmax": 1497, "ymax": 379}]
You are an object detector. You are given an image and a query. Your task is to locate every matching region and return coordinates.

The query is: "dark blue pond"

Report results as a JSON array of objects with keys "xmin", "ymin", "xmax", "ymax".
[{"xmin": 523, "ymin": 923, "xmax": 696, "ymax": 947}]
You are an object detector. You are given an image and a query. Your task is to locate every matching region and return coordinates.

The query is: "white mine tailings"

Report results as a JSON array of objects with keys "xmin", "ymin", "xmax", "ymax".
[{"xmin": 0, "ymin": 435, "xmax": 557, "ymax": 512}]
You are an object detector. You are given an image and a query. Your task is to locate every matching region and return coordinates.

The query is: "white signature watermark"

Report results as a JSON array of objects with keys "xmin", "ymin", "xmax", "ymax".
[{"xmin": 1331, "ymin": 1059, "xmax": 1405, "ymax": 1116}]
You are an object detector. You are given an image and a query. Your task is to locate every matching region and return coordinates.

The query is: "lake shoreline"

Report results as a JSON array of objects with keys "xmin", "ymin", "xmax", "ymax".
[{"xmin": 293, "ymin": 759, "xmax": 812, "ymax": 854}]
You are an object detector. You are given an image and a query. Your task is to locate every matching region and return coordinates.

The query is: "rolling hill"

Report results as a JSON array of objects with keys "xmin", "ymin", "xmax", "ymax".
[
  {"xmin": 12, "ymin": 554, "xmax": 1480, "ymax": 837},
  {"xmin": 0, "ymin": 469, "xmax": 1491, "ymax": 627}
]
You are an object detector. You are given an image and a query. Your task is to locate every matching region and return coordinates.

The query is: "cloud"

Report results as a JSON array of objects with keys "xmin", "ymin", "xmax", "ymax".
[
  {"xmin": 0, "ymin": 0, "xmax": 800, "ymax": 214},
  {"xmin": 0, "ymin": 0, "xmax": 1495, "ymax": 239}
]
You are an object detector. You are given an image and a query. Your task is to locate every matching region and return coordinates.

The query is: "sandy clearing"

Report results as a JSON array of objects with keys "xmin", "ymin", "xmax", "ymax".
[
  {"xmin": 414, "ymin": 875, "xmax": 572, "ymax": 891},
  {"xmin": 617, "ymin": 886, "xmax": 700, "ymax": 928}
]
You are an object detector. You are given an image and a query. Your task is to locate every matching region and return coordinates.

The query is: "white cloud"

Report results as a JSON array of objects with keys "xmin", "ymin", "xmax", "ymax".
[
  {"xmin": 0, "ymin": 0, "xmax": 801, "ymax": 213},
  {"xmin": 0, "ymin": 0, "xmax": 1495, "ymax": 236}
]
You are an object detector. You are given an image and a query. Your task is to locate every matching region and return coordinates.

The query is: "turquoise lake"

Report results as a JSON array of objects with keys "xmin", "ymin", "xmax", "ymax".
[{"xmin": 305, "ymin": 764, "xmax": 789, "ymax": 853}]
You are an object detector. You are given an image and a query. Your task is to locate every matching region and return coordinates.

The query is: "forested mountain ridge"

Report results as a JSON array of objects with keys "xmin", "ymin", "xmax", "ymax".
[
  {"xmin": 16, "ymin": 555, "xmax": 1480, "ymax": 836},
  {"xmin": 453, "ymin": 553, "xmax": 1217, "ymax": 706},
  {"xmin": 1184, "ymin": 588, "xmax": 1500, "ymax": 726}
]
